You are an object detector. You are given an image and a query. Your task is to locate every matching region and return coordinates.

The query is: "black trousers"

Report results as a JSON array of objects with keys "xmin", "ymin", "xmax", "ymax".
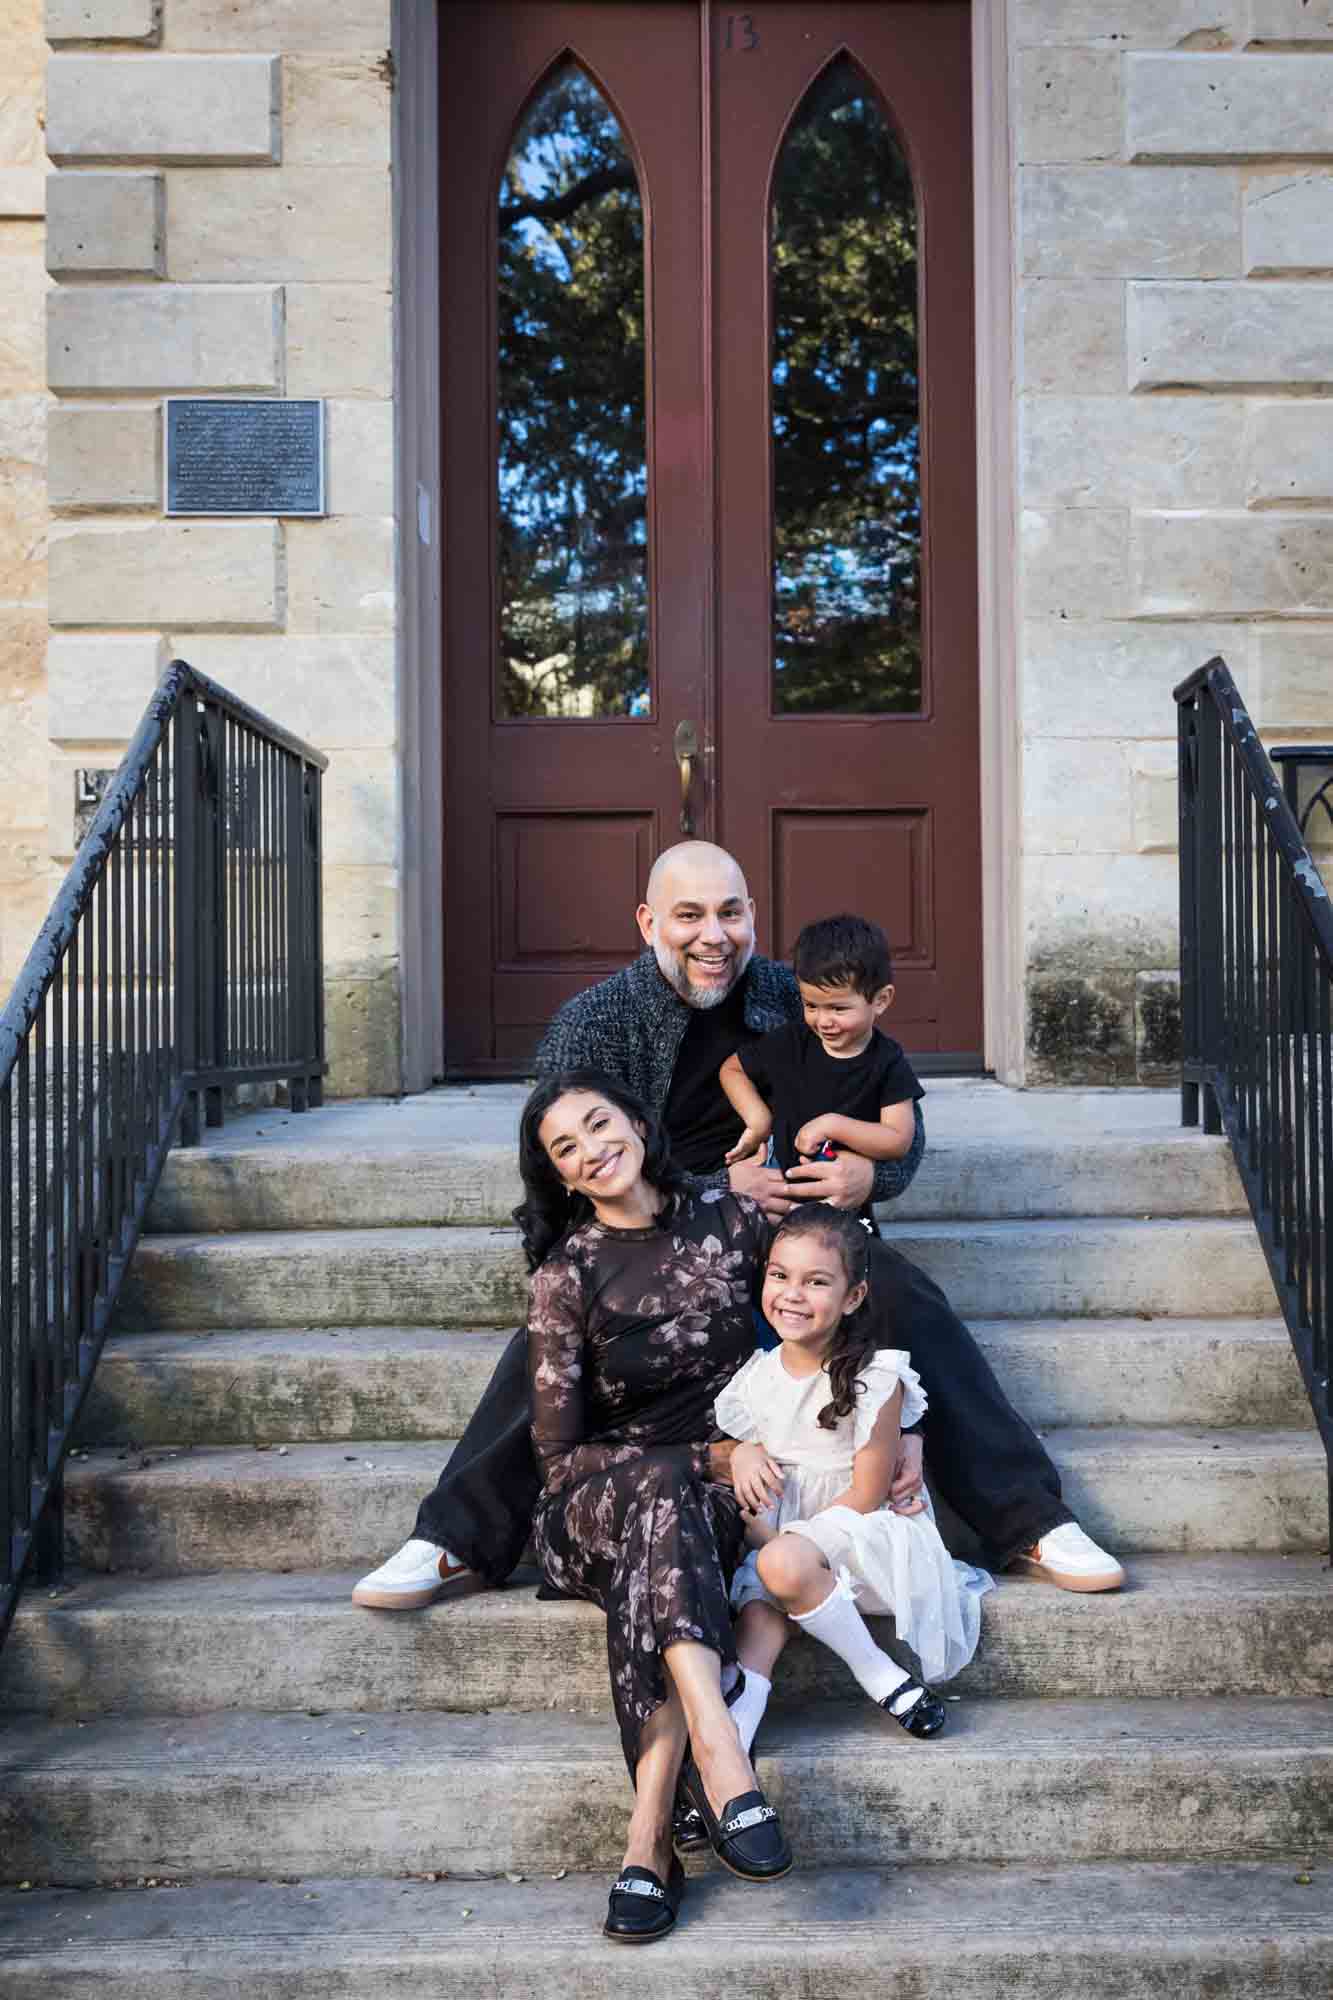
[{"xmin": 415, "ymin": 1239, "xmax": 1070, "ymax": 1578}]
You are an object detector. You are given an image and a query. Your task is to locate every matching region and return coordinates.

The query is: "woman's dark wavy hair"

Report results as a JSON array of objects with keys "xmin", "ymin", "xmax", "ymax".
[
  {"xmin": 513, "ymin": 1068, "xmax": 693, "ymax": 1272},
  {"xmin": 767, "ymin": 1202, "xmax": 880, "ymax": 1431}
]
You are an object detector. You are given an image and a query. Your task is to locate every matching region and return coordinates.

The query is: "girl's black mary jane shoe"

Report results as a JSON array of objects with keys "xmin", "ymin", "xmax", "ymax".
[
  {"xmin": 672, "ymin": 1782, "xmax": 709, "ymax": 1852},
  {"xmin": 602, "ymin": 1855, "xmax": 684, "ymax": 1945},
  {"xmin": 881, "ymin": 1678, "xmax": 948, "ymax": 1738},
  {"xmin": 680, "ymin": 1759, "xmax": 793, "ymax": 1882}
]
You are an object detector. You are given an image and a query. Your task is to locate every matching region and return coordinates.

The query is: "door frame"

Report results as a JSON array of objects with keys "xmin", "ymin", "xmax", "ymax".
[{"xmin": 391, "ymin": 0, "xmax": 1023, "ymax": 1091}]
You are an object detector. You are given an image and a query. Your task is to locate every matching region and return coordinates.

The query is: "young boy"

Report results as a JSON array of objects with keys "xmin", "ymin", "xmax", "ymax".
[{"xmin": 719, "ymin": 912, "xmax": 923, "ymax": 1227}]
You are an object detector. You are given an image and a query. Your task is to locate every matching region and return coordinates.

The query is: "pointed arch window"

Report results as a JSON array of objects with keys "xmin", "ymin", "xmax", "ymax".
[
  {"xmin": 771, "ymin": 57, "xmax": 922, "ymax": 715},
  {"xmin": 496, "ymin": 63, "xmax": 650, "ymax": 720}
]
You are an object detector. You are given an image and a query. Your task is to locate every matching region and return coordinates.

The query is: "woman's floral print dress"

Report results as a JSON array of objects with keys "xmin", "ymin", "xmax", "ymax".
[{"xmin": 528, "ymin": 1188, "xmax": 767, "ymax": 1772}]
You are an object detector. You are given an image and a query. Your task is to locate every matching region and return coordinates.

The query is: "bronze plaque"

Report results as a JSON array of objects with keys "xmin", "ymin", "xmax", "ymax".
[{"xmin": 165, "ymin": 398, "xmax": 325, "ymax": 517}]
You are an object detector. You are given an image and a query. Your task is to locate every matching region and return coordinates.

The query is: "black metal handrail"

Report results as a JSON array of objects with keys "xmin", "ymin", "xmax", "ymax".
[
  {"xmin": 1270, "ymin": 746, "xmax": 1333, "ymax": 846},
  {"xmin": 1176, "ymin": 656, "xmax": 1332, "ymax": 1552},
  {"xmin": 1, "ymin": 661, "xmax": 327, "ymax": 1644}
]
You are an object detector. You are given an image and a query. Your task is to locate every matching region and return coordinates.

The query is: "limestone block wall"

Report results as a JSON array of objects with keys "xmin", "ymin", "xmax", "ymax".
[
  {"xmin": 40, "ymin": 0, "xmax": 397, "ymax": 1097},
  {"xmin": 1015, "ymin": 0, "xmax": 1333, "ymax": 1082},
  {"xmin": 16, "ymin": 0, "xmax": 1333, "ymax": 1098},
  {"xmin": 0, "ymin": 0, "xmax": 52, "ymax": 998}
]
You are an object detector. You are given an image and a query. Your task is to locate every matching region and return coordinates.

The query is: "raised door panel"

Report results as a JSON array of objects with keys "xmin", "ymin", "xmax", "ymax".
[
  {"xmin": 772, "ymin": 806, "xmax": 937, "ymax": 1043},
  {"xmin": 492, "ymin": 811, "xmax": 655, "ymax": 1058}
]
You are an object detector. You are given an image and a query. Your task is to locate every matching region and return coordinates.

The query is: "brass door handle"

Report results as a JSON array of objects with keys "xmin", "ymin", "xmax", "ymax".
[{"xmin": 674, "ymin": 721, "xmax": 701, "ymax": 835}]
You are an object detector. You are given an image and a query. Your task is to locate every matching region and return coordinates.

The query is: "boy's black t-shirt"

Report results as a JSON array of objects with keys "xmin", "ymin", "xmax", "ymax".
[{"xmin": 738, "ymin": 1022, "xmax": 925, "ymax": 1202}]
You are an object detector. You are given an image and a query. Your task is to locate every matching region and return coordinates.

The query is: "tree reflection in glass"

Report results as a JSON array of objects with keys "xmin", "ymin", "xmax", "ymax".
[
  {"xmin": 771, "ymin": 59, "xmax": 922, "ymax": 716},
  {"xmin": 497, "ymin": 65, "xmax": 650, "ymax": 720}
]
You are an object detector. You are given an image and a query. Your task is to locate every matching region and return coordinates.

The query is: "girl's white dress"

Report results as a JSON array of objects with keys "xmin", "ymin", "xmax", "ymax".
[{"xmin": 714, "ymin": 1345, "xmax": 993, "ymax": 1683}]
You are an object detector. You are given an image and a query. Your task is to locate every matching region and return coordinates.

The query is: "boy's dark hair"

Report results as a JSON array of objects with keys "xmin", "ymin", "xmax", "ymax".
[{"xmin": 792, "ymin": 913, "xmax": 893, "ymax": 999}]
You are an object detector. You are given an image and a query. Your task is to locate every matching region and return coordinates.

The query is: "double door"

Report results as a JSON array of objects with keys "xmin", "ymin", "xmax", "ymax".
[{"xmin": 441, "ymin": 1, "xmax": 981, "ymax": 1069}]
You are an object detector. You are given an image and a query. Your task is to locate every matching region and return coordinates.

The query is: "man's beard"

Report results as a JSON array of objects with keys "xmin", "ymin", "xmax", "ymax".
[{"xmin": 652, "ymin": 937, "xmax": 754, "ymax": 1010}]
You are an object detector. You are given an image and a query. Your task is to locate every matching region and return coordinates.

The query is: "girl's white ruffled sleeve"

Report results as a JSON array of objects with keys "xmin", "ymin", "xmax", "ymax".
[
  {"xmin": 852, "ymin": 1348, "xmax": 927, "ymax": 1451},
  {"xmin": 712, "ymin": 1350, "xmax": 767, "ymax": 1443}
]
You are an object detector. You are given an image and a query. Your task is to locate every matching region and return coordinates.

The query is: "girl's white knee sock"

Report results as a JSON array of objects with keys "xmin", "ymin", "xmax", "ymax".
[
  {"xmin": 792, "ymin": 1573, "xmax": 912, "ymax": 1708},
  {"xmin": 728, "ymin": 1668, "xmax": 772, "ymax": 1753}
]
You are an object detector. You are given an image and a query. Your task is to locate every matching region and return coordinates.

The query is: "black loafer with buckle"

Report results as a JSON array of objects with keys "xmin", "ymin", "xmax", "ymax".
[
  {"xmin": 881, "ymin": 1677, "xmax": 948, "ymax": 1737},
  {"xmin": 602, "ymin": 1854, "xmax": 685, "ymax": 1944},
  {"xmin": 680, "ymin": 1758, "xmax": 793, "ymax": 1882}
]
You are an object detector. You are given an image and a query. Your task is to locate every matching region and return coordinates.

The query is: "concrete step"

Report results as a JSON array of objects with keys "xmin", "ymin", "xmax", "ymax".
[
  {"xmin": 115, "ymin": 1217, "xmax": 1279, "ymax": 1331},
  {"xmin": 76, "ymin": 1329, "xmax": 511, "ymax": 1447},
  {"xmin": 59, "ymin": 1428, "xmax": 1329, "ymax": 1576},
  {"xmin": 2, "ymin": 1700, "xmax": 1329, "ymax": 1881},
  {"xmin": 4, "ymin": 1556, "xmax": 1329, "ymax": 1718},
  {"xmin": 147, "ymin": 1131, "xmax": 1246, "ymax": 1233},
  {"xmin": 4, "ymin": 1862, "xmax": 1331, "ymax": 1999},
  {"xmin": 76, "ymin": 1317, "xmax": 1313, "ymax": 1447}
]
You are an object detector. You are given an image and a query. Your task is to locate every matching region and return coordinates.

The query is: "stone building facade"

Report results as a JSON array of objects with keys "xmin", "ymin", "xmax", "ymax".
[{"xmin": 0, "ymin": 0, "xmax": 1331, "ymax": 1094}]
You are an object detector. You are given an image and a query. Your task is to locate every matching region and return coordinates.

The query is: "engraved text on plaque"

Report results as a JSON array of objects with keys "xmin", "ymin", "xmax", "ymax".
[{"xmin": 165, "ymin": 399, "xmax": 325, "ymax": 517}]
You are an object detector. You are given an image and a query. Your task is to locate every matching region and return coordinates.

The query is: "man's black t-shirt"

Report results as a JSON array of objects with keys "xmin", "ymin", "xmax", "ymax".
[
  {"xmin": 663, "ymin": 979, "xmax": 766, "ymax": 1175},
  {"xmin": 739, "ymin": 1022, "xmax": 924, "ymax": 1214}
]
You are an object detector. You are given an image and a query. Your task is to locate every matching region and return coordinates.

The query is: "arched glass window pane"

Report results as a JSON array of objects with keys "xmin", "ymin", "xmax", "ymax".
[
  {"xmin": 497, "ymin": 65, "xmax": 650, "ymax": 719},
  {"xmin": 771, "ymin": 59, "xmax": 922, "ymax": 716}
]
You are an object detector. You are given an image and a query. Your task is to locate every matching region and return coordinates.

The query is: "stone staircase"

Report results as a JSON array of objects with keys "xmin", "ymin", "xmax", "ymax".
[{"xmin": 1, "ymin": 1081, "xmax": 1330, "ymax": 1995}]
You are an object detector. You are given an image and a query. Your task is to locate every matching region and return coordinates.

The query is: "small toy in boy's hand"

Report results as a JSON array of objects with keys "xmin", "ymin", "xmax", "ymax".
[{"xmin": 795, "ymin": 1116, "xmax": 840, "ymax": 1161}]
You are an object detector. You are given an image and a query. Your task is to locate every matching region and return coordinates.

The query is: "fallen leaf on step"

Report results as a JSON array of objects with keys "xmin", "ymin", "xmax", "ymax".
[{"xmin": 505, "ymin": 1872, "xmax": 524, "ymax": 1883}]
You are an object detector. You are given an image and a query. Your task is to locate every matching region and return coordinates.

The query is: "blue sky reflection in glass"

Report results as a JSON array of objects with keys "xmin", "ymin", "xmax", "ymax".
[
  {"xmin": 497, "ymin": 65, "xmax": 650, "ymax": 721},
  {"xmin": 771, "ymin": 59, "xmax": 923, "ymax": 716}
]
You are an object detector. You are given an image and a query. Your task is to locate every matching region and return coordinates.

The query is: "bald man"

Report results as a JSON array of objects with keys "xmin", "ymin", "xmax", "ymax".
[{"xmin": 354, "ymin": 841, "xmax": 1122, "ymax": 1611}]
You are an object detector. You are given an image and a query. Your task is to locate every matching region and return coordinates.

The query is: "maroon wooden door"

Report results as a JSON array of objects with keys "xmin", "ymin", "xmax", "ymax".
[
  {"xmin": 440, "ymin": 1, "xmax": 982, "ymax": 1071},
  {"xmin": 714, "ymin": 2, "xmax": 980, "ymax": 1058},
  {"xmin": 440, "ymin": 4, "xmax": 713, "ymax": 1071}
]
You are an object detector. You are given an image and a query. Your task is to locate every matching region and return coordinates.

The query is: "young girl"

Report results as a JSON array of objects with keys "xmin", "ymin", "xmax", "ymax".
[{"xmin": 713, "ymin": 1203, "xmax": 992, "ymax": 1746}]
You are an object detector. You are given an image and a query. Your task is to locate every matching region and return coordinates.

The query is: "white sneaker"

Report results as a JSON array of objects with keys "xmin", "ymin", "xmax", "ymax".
[
  {"xmin": 1010, "ymin": 1522, "xmax": 1125, "ymax": 1593},
  {"xmin": 351, "ymin": 1538, "xmax": 474, "ymax": 1610}
]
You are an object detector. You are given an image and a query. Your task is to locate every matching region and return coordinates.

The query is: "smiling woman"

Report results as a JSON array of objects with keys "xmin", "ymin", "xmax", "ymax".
[
  {"xmin": 513, "ymin": 1068, "xmax": 793, "ymax": 1940},
  {"xmin": 536, "ymin": 1085, "xmax": 658, "ymax": 1230}
]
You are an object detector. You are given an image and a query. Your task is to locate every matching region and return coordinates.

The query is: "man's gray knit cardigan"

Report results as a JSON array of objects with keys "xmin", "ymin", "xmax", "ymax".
[{"xmin": 534, "ymin": 947, "xmax": 924, "ymax": 1202}]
